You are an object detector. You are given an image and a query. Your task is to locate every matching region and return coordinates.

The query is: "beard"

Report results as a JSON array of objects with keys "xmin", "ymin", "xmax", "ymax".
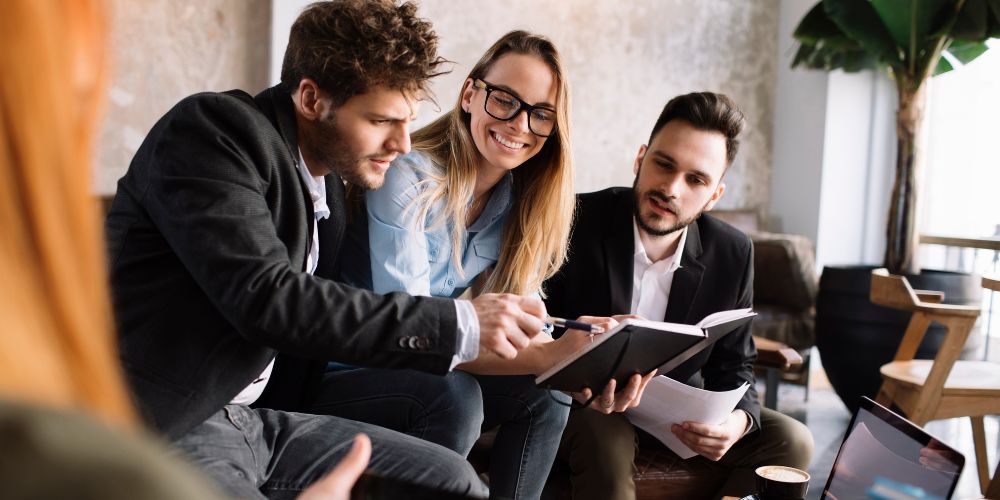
[
  {"xmin": 631, "ymin": 178, "xmax": 707, "ymax": 237},
  {"xmin": 302, "ymin": 113, "xmax": 385, "ymax": 190}
]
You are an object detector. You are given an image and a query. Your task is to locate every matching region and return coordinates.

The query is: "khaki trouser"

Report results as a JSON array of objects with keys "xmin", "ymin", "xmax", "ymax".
[{"xmin": 556, "ymin": 406, "xmax": 814, "ymax": 500}]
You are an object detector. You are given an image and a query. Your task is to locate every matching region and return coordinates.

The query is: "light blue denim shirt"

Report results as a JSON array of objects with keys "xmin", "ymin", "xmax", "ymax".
[{"xmin": 339, "ymin": 150, "xmax": 513, "ymax": 299}]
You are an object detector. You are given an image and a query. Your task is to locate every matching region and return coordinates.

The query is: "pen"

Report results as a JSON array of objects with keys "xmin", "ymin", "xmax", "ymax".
[{"xmin": 545, "ymin": 316, "xmax": 606, "ymax": 334}]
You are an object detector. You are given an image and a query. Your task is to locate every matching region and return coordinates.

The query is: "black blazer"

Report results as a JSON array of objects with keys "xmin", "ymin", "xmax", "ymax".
[
  {"xmin": 105, "ymin": 86, "xmax": 458, "ymax": 439},
  {"xmin": 544, "ymin": 187, "xmax": 761, "ymax": 434}
]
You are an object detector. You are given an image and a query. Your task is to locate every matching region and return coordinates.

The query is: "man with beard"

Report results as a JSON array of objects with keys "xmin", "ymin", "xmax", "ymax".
[
  {"xmin": 104, "ymin": 1, "xmax": 546, "ymax": 498},
  {"xmin": 543, "ymin": 92, "xmax": 813, "ymax": 499}
]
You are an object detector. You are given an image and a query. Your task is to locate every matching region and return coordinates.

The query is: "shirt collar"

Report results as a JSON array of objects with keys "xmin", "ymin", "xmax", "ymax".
[
  {"xmin": 466, "ymin": 172, "xmax": 514, "ymax": 233},
  {"xmin": 297, "ymin": 149, "xmax": 330, "ymax": 221},
  {"xmin": 632, "ymin": 219, "xmax": 687, "ymax": 273}
]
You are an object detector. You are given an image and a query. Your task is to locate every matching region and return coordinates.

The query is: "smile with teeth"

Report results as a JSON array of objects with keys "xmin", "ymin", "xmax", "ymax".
[{"xmin": 491, "ymin": 131, "xmax": 526, "ymax": 151}]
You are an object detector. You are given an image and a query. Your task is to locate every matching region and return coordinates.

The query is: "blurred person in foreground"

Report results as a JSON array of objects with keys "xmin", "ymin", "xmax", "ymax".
[{"xmin": 0, "ymin": 1, "xmax": 368, "ymax": 499}]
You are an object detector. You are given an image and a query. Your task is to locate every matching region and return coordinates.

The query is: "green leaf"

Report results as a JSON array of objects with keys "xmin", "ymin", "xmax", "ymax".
[
  {"xmin": 794, "ymin": 2, "xmax": 845, "ymax": 42},
  {"xmin": 953, "ymin": 0, "xmax": 989, "ymax": 39},
  {"xmin": 792, "ymin": 41, "xmax": 881, "ymax": 72},
  {"xmin": 823, "ymin": 0, "xmax": 903, "ymax": 67},
  {"xmin": 933, "ymin": 54, "xmax": 955, "ymax": 75},
  {"xmin": 871, "ymin": 0, "xmax": 951, "ymax": 48},
  {"xmin": 945, "ymin": 40, "xmax": 990, "ymax": 63},
  {"xmin": 840, "ymin": 49, "xmax": 883, "ymax": 72}
]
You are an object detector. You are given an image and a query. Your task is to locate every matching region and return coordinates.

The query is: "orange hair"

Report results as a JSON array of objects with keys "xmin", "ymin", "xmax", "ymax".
[{"xmin": 0, "ymin": 0, "xmax": 136, "ymax": 427}]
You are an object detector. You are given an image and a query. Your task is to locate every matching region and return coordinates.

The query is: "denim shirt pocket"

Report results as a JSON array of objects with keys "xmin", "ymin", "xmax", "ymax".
[{"xmin": 472, "ymin": 236, "xmax": 501, "ymax": 269}]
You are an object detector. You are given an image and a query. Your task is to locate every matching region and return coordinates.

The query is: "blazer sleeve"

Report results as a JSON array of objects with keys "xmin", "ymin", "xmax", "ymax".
[
  {"xmin": 129, "ymin": 94, "xmax": 458, "ymax": 371},
  {"xmin": 700, "ymin": 241, "xmax": 761, "ymax": 436}
]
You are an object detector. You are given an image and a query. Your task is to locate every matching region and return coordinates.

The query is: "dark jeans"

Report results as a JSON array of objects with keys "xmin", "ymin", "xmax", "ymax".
[
  {"xmin": 308, "ymin": 368, "xmax": 570, "ymax": 500},
  {"xmin": 173, "ymin": 404, "xmax": 487, "ymax": 500}
]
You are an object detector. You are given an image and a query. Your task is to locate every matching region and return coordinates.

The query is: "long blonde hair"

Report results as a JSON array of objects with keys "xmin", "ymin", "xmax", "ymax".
[
  {"xmin": 410, "ymin": 30, "xmax": 575, "ymax": 296},
  {"xmin": 0, "ymin": 0, "xmax": 137, "ymax": 427}
]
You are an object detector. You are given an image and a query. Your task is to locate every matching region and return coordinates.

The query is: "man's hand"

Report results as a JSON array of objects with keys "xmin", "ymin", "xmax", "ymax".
[
  {"xmin": 470, "ymin": 293, "xmax": 546, "ymax": 359},
  {"xmin": 298, "ymin": 434, "xmax": 370, "ymax": 499},
  {"xmin": 671, "ymin": 409, "xmax": 749, "ymax": 461},
  {"xmin": 570, "ymin": 369, "xmax": 658, "ymax": 414}
]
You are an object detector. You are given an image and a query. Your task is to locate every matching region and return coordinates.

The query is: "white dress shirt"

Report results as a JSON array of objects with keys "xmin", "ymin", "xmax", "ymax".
[
  {"xmin": 630, "ymin": 219, "xmax": 753, "ymax": 435},
  {"xmin": 630, "ymin": 221, "xmax": 688, "ymax": 321}
]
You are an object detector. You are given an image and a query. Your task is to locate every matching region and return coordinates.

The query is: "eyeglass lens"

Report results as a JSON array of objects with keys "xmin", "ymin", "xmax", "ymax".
[{"xmin": 484, "ymin": 89, "xmax": 556, "ymax": 137}]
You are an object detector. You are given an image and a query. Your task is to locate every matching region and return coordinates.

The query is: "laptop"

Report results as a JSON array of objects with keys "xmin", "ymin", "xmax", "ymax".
[{"xmin": 821, "ymin": 397, "xmax": 965, "ymax": 500}]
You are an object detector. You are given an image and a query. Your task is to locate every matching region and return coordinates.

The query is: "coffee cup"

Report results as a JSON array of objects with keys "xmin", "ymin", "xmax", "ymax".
[{"xmin": 754, "ymin": 465, "xmax": 810, "ymax": 500}]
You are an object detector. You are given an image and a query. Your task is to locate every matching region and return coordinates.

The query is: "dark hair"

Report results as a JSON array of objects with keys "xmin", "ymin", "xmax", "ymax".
[
  {"xmin": 279, "ymin": 0, "xmax": 448, "ymax": 105},
  {"xmin": 648, "ymin": 92, "xmax": 745, "ymax": 166}
]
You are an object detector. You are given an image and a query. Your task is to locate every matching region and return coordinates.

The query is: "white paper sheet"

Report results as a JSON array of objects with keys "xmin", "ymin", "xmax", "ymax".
[{"xmin": 625, "ymin": 376, "xmax": 749, "ymax": 459}]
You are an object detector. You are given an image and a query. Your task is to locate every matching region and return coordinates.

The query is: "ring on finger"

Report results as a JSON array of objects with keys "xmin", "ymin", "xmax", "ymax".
[{"xmin": 600, "ymin": 398, "xmax": 614, "ymax": 408}]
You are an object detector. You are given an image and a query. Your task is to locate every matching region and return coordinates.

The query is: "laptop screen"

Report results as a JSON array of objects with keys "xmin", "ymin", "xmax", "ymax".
[{"xmin": 821, "ymin": 397, "xmax": 964, "ymax": 500}]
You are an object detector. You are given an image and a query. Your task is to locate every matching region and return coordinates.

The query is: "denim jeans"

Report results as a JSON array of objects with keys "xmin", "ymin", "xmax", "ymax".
[
  {"xmin": 308, "ymin": 368, "xmax": 570, "ymax": 500},
  {"xmin": 476, "ymin": 374, "xmax": 571, "ymax": 500},
  {"xmin": 172, "ymin": 404, "xmax": 487, "ymax": 499}
]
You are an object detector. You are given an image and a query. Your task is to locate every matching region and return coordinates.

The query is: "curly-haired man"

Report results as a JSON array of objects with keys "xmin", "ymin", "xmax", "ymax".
[{"xmin": 105, "ymin": 1, "xmax": 546, "ymax": 497}]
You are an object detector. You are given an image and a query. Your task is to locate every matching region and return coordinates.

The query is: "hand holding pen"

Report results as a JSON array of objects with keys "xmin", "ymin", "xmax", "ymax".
[{"xmin": 546, "ymin": 316, "xmax": 607, "ymax": 334}]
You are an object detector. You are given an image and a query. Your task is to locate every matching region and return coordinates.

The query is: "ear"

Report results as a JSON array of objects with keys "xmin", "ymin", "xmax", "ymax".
[
  {"xmin": 633, "ymin": 144, "xmax": 648, "ymax": 176},
  {"xmin": 460, "ymin": 78, "xmax": 475, "ymax": 113},
  {"xmin": 703, "ymin": 182, "xmax": 726, "ymax": 211},
  {"xmin": 292, "ymin": 78, "xmax": 327, "ymax": 121}
]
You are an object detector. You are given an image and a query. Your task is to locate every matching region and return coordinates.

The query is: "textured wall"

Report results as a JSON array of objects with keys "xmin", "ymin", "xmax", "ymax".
[
  {"xmin": 94, "ymin": 0, "xmax": 271, "ymax": 194},
  {"xmin": 414, "ymin": 0, "xmax": 780, "ymax": 211},
  {"xmin": 98, "ymin": 1, "xmax": 779, "ymax": 212}
]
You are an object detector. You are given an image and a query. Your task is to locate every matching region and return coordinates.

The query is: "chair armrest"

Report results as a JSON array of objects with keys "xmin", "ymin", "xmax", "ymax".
[
  {"xmin": 913, "ymin": 290, "xmax": 945, "ymax": 303},
  {"xmin": 753, "ymin": 336, "xmax": 803, "ymax": 370}
]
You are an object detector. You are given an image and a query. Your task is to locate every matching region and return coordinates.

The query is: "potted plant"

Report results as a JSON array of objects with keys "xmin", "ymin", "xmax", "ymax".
[{"xmin": 791, "ymin": 0, "xmax": 998, "ymax": 412}]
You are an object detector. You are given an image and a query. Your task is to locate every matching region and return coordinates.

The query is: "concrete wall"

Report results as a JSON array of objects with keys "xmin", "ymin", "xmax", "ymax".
[
  {"xmin": 98, "ymin": 1, "xmax": 781, "ymax": 215},
  {"xmin": 94, "ymin": 0, "xmax": 271, "ymax": 194},
  {"xmin": 268, "ymin": 1, "xmax": 782, "ymax": 212}
]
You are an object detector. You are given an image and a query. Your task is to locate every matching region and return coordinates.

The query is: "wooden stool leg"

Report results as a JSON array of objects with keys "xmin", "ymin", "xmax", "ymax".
[
  {"xmin": 988, "ymin": 462, "xmax": 1000, "ymax": 500},
  {"xmin": 971, "ymin": 416, "xmax": 990, "ymax": 494},
  {"xmin": 875, "ymin": 382, "xmax": 895, "ymax": 407},
  {"xmin": 764, "ymin": 368, "xmax": 779, "ymax": 410}
]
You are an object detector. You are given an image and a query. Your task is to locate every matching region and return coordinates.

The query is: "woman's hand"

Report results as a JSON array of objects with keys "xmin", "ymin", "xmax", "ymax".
[{"xmin": 546, "ymin": 315, "xmax": 620, "ymax": 368}]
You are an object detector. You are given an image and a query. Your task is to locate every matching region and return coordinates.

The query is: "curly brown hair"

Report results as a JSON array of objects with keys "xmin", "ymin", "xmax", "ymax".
[{"xmin": 280, "ymin": 0, "xmax": 448, "ymax": 105}]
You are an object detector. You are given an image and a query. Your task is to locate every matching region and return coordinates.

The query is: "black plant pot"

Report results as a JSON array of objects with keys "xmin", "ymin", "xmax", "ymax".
[{"xmin": 815, "ymin": 265, "xmax": 982, "ymax": 414}]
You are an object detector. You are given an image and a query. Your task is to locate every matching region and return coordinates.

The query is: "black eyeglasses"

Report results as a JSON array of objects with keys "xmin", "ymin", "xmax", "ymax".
[{"xmin": 472, "ymin": 79, "xmax": 557, "ymax": 137}]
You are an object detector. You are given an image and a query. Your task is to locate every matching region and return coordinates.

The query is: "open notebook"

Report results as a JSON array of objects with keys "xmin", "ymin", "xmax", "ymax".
[{"xmin": 535, "ymin": 308, "xmax": 755, "ymax": 392}]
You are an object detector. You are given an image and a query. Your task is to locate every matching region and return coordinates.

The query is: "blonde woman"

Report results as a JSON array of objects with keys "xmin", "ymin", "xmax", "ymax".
[
  {"xmin": 0, "ymin": 1, "xmax": 368, "ymax": 498},
  {"xmin": 331, "ymin": 31, "xmax": 638, "ymax": 500}
]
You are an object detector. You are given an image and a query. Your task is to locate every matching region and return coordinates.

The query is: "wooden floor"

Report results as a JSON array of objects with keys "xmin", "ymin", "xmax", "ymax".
[{"xmin": 767, "ymin": 350, "xmax": 999, "ymax": 499}]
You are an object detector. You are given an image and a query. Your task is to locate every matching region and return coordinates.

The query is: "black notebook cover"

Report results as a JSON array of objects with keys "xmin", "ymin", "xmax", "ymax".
[{"xmin": 535, "ymin": 313, "xmax": 754, "ymax": 393}]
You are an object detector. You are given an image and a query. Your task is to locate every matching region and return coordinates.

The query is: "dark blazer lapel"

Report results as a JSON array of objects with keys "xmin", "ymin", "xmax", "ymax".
[
  {"xmin": 604, "ymin": 190, "xmax": 636, "ymax": 315},
  {"xmin": 255, "ymin": 86, "xmax": 315, "ymax": 272},
  {"xmin": 664, "ymin": 218, "xmax": 705, "ymax": 323}
]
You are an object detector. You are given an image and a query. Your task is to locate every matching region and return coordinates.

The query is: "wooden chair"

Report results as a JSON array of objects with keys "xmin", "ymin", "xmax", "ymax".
[
  {"xmin": 753, "ymin": 336, "xmax": 804, "ymax": 410},
  {"xmin": 870, "ymin": 268, "xmax": 1000, "ymax": 494},
  {"xmin": 982, "ymin": 274, "xmax": 1000, "ymax": 499}
]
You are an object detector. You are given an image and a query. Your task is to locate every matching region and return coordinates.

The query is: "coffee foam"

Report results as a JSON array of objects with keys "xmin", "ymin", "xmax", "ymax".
[{"xmin": 756, "ymin": 465, "xmax": 809, "ymax": 483}]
